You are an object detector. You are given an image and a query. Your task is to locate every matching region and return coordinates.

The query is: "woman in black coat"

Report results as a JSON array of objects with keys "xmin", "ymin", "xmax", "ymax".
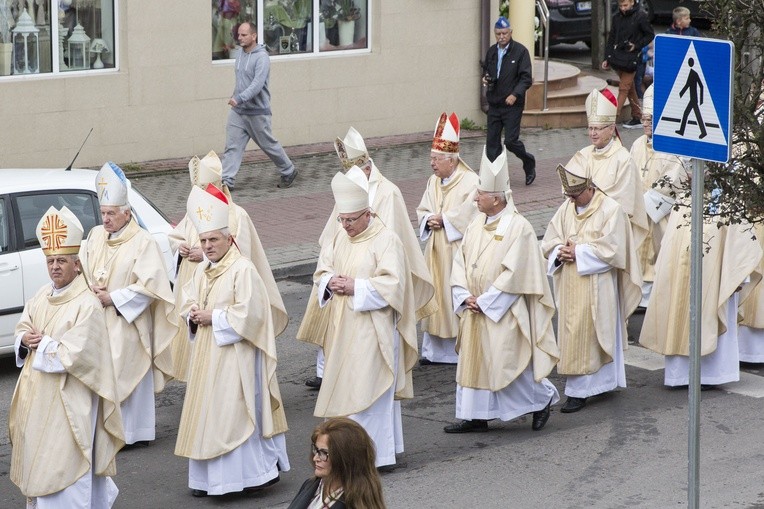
[{"xmin": 288, "ymin": 418, "xmax": 385, "ymax": 509}]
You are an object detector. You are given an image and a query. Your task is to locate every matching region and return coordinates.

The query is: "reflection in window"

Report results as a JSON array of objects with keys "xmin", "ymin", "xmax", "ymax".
[
  {"xmin": 210, "ymin": 0, "xmax": 368, "ymax": 60},
  {"xmin": 0, "ymin": 0, "xmax": 115, "ymax": 77},
  {"xmin": 0, "ymin": 199, "xmax": 8, "ymax": 252},
  {"xmin": 212, "ymin": 0, "xmax": 257, "ymax": 60},
  {"xmin": 16, "ymin": 193, "xmax": 98, "ymax": 250}
]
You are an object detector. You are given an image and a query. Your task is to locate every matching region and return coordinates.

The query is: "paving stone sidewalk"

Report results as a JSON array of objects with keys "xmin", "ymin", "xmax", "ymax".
[{"xmin": 131, "ymin": 126, "xmax": 642, "ymax": 278}]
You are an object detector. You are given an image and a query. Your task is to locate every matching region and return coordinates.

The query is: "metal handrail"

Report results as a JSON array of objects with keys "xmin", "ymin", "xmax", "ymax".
[{"xmin": 535, "ymin": 0, "xmax": 550, "ymax": 111}]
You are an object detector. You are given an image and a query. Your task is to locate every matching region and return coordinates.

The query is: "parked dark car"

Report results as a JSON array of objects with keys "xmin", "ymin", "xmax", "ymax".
[
  {"xmin": 641, "ymin": 0, "xmax": 709, "ymax": 22},
  {"xmin": 545, "ymin": 0, "xmax": 598, "ymax": 46}
]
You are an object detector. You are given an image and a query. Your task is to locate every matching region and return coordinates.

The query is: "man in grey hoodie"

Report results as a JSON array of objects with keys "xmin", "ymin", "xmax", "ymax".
[{"xmin": 222, "ymin": 21, "xmax": 298, "ymax": 189}]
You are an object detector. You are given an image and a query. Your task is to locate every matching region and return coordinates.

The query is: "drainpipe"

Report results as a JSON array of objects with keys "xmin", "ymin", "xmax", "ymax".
[{"xmin": 480, "ymin": 0, "xmax": 490, "ymax": 113}]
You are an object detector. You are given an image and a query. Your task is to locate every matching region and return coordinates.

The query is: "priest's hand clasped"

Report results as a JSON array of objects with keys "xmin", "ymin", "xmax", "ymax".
[
  {"xmin": 463, "ymin": 295, "xmax": 483, "ymax": 314},
  {"xmin": 188, "ymin": 304, "xmax": 213, "ymax": 327},
  {"xmin": 328, "ymin": 275, "xmax": 355, "ymax": 296},
  {"xmin": 21, "ymin": 327, "xmax": 43, "ymax": 350},
  {"xmin": 179, "ymin": 243, "xmax": 204, "ymax": 263},
  {"xmin": 426, "ymin": 213, "xmax": 444, "ymax": 231},
  {"xmin": 92, "ymin": 285, "xmax": 114, "ymax": 307},
  {"xmin": 557, "ymin": 239, "xmax": 577, "ymax": 263}
]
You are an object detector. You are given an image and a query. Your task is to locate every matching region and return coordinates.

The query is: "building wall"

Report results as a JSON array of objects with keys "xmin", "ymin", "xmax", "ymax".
[{"xmin": 0, "ymin": 1, "xmax": 483, "ymax": 169}]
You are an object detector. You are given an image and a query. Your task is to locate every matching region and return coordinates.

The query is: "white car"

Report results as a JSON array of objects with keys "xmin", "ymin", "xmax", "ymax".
[{"xmin": 0, "ymin": 168, "xmax": 175, "ymax": 356}]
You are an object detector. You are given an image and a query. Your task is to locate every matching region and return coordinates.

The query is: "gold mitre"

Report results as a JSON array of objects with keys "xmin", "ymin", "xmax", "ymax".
[
  {"xmin": 557, "ymin": 152, "xmax": 591, "ymax": 195},
  {"xmin": 431, "ymin": 112, "xmax": 460, "ymax": 154},
  {"xmin": 96, "ymin": 162, "xmax": 129, "ymax": 206},
  {"xmin": 586, "ymin": 88, "xmax": 618, "ymax": 126},
  {"xmin": 642, "ymin": 85, "xmax": 654, "ymax": 117},
  {"xmin": 187, "ymin": 184, "xmax": 230, "ymax": 234},
  {"xmin": 478, "ymin": 147, "xmax": 510, "ymax": 193},
  {"xmin": 335, "ymin": 127, "xmax": 370, "ymax": 170},
  {"xmin": 36, "ymin": 206, "xmax": 84, "ymax": 256},
  {"xmin": 189, "ymin": 150, "xmax": 223, "ymax": 188},
  {"xmin": 331, "ymin": 169, "xmax": 369, "ymax": 214}
]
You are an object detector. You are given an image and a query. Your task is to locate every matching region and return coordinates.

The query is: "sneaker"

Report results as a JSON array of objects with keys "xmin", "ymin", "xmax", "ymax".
[
  {"xmin": 622, "ymin": 117, "xmax": 641, "ymax": 129},
  {"xmin": 277, "ymin": 168, "xmax": 298, "ymax": 188}
]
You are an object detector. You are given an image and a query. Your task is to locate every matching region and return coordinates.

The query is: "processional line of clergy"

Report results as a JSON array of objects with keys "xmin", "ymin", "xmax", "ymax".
[{"xmin": 8, "ymin": 87, "xmax": 764, "ymax": 505}]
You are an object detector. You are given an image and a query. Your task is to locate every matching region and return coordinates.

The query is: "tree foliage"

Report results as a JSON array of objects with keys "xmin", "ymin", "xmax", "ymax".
[{"xmin": 700, "ymin": 0, "xmax": 764, "ymax": 223}]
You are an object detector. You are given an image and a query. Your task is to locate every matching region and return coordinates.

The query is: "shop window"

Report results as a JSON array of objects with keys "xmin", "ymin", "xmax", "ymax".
[
  {"xmin": 211, "ymin": 0, "xmax": 369, "ymax": 60},
  {"xmin": 0, "ymin": 0, "xmax": 116, "ymax": 77}
]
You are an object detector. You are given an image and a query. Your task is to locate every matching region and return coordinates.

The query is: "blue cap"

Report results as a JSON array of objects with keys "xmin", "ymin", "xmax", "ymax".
[{"xmin": 495, "ymin": 16, "xmax": 510, "ymax": 29}]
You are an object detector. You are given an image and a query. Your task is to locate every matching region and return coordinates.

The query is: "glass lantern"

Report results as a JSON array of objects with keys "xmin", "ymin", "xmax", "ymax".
[
  {"xmin": 12, "ymin": 8, "xmax": 39, "ymax": 74},
  {"xmin": 67, "ymin": 23, "xmax": 90, "ymax": 70}
]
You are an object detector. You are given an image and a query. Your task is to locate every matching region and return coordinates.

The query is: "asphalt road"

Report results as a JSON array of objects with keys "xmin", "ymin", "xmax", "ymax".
[{"xmin": 3, "ymin": 273, "xmax": 764, "ymax": 508}]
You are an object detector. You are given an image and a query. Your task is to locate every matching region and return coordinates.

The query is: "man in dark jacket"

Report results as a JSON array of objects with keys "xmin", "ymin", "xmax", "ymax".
[
  {"xmin": 601, "ymin": 0, "xmax": 654, "ymax": 129},
  {"xmin": 482, "ymin": 16, "xmax": 536, "ymax": 186}
]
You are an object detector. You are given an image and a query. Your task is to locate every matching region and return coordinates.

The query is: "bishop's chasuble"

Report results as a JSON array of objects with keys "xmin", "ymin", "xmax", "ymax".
[
  {"xmin": 541, "ymin": 190, "xmax": 642, "ymax": 376},
  {"xmin": 175, "ymin": 247, "xmax": 287, "ymax": 460},
  {"xmin": 10, "ymin": 274, "xmax": 123, "ymax": 499},
  {"xmin": 313, "ymin": 219, "xmax": 418, "ymax": 418},
  {"xmin": 451, "ymin": 210, "xmax": 559, "ymax": 391},
  {"xmin": 416, "ymin": 161, "xmax": 479, "ymax": 343},
  {"xmin": 577, "ymin": 138, "xmax": 649, "ymax": 249},
  {"xmin": 739, "ymin": 223, "xmax": 764, "ymax": 361},
  {"xmin": 169, "ymin": 199, "xmax": 288, "ymax": 382}
]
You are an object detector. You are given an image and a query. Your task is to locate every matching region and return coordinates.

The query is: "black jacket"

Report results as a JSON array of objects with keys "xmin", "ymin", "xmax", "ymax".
[
  {"xmin": 606, "ymin": 4, "xmax": 654, "ymax": 69},
  {"xmin": 287, "ymin": 478, "xmax": 348, "ymax": 509},
  {"xmin": 483, "ymin": 39, "xmax": 533, "ymax": 108}
]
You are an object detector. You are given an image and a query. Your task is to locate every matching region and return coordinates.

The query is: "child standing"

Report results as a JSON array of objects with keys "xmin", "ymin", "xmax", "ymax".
[{"xmin": 666, "ymin": 6, "xmax": 702, "ymax": 37}]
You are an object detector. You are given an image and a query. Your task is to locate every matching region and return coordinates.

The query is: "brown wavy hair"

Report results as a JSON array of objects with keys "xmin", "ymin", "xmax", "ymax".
[{"xmin": 310, "ymin": 418, "xmax": 386, "ymax": 509}]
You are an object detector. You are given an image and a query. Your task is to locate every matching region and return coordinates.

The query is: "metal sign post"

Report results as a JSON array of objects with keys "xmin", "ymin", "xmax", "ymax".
[{"xmin": 688, "ymin": 158, "xmax": 703, "ymax": 509}]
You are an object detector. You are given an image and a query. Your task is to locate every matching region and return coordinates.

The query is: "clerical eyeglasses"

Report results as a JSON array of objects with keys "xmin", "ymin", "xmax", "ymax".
[
  {"xmin": 311, "ymin": 444, "xmax": 330, "ymax": 461},
  {"xmin": 336, "ymin": 211, "xmax": 366, "ymax": 226}
]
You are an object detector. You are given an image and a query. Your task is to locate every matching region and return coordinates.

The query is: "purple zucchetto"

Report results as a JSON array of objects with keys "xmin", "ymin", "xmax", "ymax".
[{"xmin": 495, "ymin": 16, "xmax": 510, "ymax": 29}]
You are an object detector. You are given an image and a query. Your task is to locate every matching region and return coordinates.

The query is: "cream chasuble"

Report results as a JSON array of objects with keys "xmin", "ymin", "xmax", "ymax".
[
  {"xmin": 640, "ymin": 202, "xmax": 762, "ymax": 357},
  {"xmin": 577, "ymin": 138, "xmax": 649, "ymax": 249},
  {"xmin": 416, "ymin": 162, "xmax": 479, "ymax": 339},
  {"xmin": 10, "ymin": 275, "xmax": 123, "ymax": 497},
  {"xmin": 541, "ymin": 191, "xmax": 642, "ymax": 375},
  {"xmin": 740, "ymin": 223, "xmax": 764, "ymax": 329},
  {"xmin": 175, "ymin": 248, "xmax": 287, "ymax": 460},
  {"xmin": 630, "ymin": 135, "xmax": 685, "ymax": 281},
  {"xmin": 169, "ymin": 202, "xmax": 288, "ymax": 382},
  {"xmin": 313, "ymin": 220, "xmax": 418, "ymax": 417},
  {"xmin": 81, "ymin": 219, "xmax": 177, "ymax": 400},
  {"xmin": 451, "ymin": 211, "xmax": 559, "ymax": 390},
  {"xmin": 298, "ymin": 163, "xmax": 436, "ymax": 346}
]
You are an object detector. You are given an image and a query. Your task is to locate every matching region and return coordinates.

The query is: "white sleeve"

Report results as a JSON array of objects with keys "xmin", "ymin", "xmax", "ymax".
[
  {"xmin": 442, "ymin": 216, "xmax": 464, "ymax": 243},
  {"xmin": 31, "ymin": 335, "xmax": 66, "ymax": 373},
  {"xmin": 547, "ymin": 245, "xmax": 563, "ymax": 275},
  {"xmin": 644, "ymin": 188, "xmax": 675, "ymax": 223},
  {"xmin": 575, "ymin": 244, "xmax": 612, "ymax": 275},
  {"xmin": 452, "ymin": 285, "xmax": 471, "ymax": 314},
  {"xmin": 354, "ymin": 279, "xmax": 389, "ymax": 311},
  {"xmin": 318, "ymin": 273, "xmax": 334, "ymax": 308},
  {"xmin": 419, "ymin": 213, "xmax": 434, "ymax": 241},
  {"xmin": 476, "ymin": 286, "xmax": 520, "ymax": 323},
  {"xmin": 111, "ymin": 289, "xmax": 152, "ymax": 324},
  {"xmin": 14, "ymin": 333, "xmax": 27, "ymax": 368},
  {"xmin": 212, "ymin": 309, "xmax": 243, "ymax": 346}
]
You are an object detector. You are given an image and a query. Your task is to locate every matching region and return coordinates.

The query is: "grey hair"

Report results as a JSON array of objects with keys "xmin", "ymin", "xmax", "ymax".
[{"xmin": 118, "ymin": 204, "xmax": 132, "ymax": 213}]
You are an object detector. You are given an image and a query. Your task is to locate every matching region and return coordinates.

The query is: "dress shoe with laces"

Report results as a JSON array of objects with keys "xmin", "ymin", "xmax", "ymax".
[
  {"xmin": 305, "ymin": 376, "xmax": 322, "ymax": 389},
  {"xmin": 525, "ymin": 169, "xmax": 536, "ymax": 186},
  {"xmin": 443, "ymin": 419, "xmax": 489, "ymax": 433},
  {"xmin": 531, "ymin": 400, "xmax": 551, "ymax": 431},
  {"xmin": 560, "ymin": 396, "xmax": 587, "ymax": 413}
]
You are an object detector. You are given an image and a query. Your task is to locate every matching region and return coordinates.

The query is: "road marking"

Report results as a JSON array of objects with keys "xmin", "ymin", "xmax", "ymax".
[{"xmin": 625, "ymin": 345, "xmax": 764, "ymax": 398}]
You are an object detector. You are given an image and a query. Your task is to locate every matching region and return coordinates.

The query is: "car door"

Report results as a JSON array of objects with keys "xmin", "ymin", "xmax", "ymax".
[{"xmin": 0, "ymin": 196, "xmax": 24, "ymax": 354}]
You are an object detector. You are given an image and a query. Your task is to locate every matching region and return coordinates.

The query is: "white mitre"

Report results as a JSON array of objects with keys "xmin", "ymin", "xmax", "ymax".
[
  {"xmin": 335, "ymin": 127, "xmax": 370, "ymax": 170},
  {"xmin": 96, "ymin": 162, "xmax": 129, "ymax": 206},
  {"xmin": 478, "ymin": 147, "xmax": 510, "ymax": 193},
  {"xmin": 189, "ymin": 150, "xmax": 223, "ymax": 188},
  {"xmin": 36, "ymin": 206, "xmax": 84, "ymax": 256},
  {"xmin": 331, "ymin": 169, "xmax": 369, "ymax": 214},
  {"xmin": 187, "ymin": 184, "xmax": 230, "ymax": 234}
]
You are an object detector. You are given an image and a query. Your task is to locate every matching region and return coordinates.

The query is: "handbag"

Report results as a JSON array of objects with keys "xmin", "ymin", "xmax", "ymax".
[{"xmin": 607, "ymin": 44, "xmax": 638, "ymax": 72}]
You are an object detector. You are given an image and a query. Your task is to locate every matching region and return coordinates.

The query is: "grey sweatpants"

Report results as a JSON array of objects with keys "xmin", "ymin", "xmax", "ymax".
[{"xmin": 222, "ymin": 109, "xmax": 294, "ymax": 185}]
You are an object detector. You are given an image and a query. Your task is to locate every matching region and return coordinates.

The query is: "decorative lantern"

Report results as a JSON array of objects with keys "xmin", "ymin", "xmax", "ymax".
[
  {"xmin": 89, "ymin": 38, "xmax": 109, "ymax": 69},
  {"xmin": 12, "ymin": 8, "xmax": 39, "ymax": 74},
  {"xmin": 67, "ymin": 23, "xmax": 90, "ymax": 70}
]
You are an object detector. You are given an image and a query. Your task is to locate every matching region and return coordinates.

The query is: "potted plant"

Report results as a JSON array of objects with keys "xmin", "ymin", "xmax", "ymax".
[
  {"xmin": 0, "ymin": 1, "xmax": 12, "ymax": 76},
  {"xmin": 319, "ymin": 0, "xmax": 339, "ymax": 46},
  {"xmin": 336, "ymin": 0, "xmax": 359, "ymax": 46}
]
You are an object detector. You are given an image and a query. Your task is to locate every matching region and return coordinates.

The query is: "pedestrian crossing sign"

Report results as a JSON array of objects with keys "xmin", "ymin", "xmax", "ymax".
[{"xmin": 652, "ymin": 34, "xmax": 734, "ymax": 163}]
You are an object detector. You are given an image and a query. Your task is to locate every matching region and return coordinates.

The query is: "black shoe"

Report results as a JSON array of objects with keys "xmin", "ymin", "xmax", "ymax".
[
  {"xmin": 525, "ymin": 169, "xmax": 536, "ymax": 186},
  {"xmin": 700, "ymin": 384, "xmax": 716, "ymax": 391},
  {"xmin": 622, "ymin": 117, "xmax": 642, "ymax": 129},
  {"xmin": 560, "ymin": 396, "xmax": 587, "ymax": 413},
  {"xmin": 277, "ymin": 168, "xmax": 298, "ymax": 188},
  {"xmin": 191, "ymin": 489, "xmax": 207, "ymax": 497},
  {"xmin": 377, "ymin": 461, "xmax": 407, "ymax": 473},
  {"xmin": 245, "ymin": 475, "xmax": 280, "ymax": 492},
  {"xmin": 419, "ymin": 358, "xmax": 434, "ymax": 366},
  {"xmin": 305, "ymin": 376, "xmax": 322, "ymax": 389},
  {"xmin": 122, "ymin": 440, "xmax": 151, "ymax": 450},
  {"xmin": 531, "ymin": 400, "xmax": 551, "ymax": 431},
  {"xmin": 443, "ymin": 419, "xmax": 488, "ymax": 433}
]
